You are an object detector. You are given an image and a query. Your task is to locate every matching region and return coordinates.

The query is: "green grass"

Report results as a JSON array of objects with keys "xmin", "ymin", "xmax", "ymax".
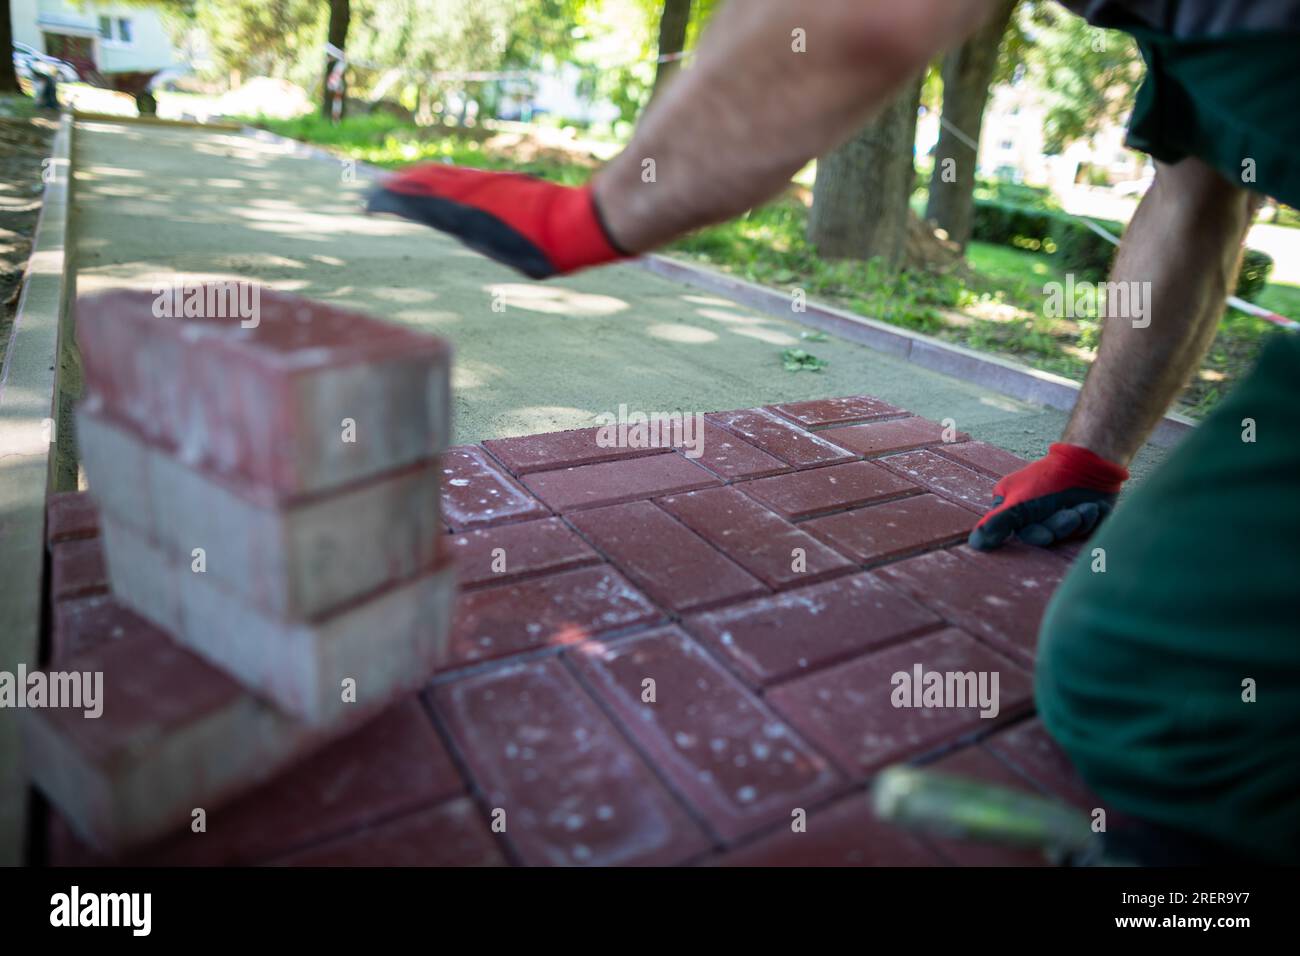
[
  {"xmin": 0, "ymin": 92, "xmax": 41, "ymax": 120},
  {"xmin": 966, "ymin": 241, "xmax": 1068, "ymax": 301},
  {"xmin": 249, "ymin": 113, "xmax": 592, "ymax": 185},
  {"xmin": 262, "ymin": 113, "xmax": 1296, "ymax": 416},
  {"xmin": 1255, "ymin": 281, "xmax": 1300, "ymax": 320}
]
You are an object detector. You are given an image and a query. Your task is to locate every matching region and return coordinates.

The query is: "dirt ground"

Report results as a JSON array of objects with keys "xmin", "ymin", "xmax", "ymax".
[{"xmin": 0, "ymin": 108, "xmax": 57, "ymax": 369}]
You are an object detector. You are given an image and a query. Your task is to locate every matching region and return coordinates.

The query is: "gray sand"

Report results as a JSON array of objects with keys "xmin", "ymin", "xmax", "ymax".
[{"xmin": 71, "ymin": 119, "xmax": 1168, "ymax": 478}]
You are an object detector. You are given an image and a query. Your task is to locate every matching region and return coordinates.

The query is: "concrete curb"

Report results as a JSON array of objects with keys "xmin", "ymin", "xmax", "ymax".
[
  {"xmin": 639, "ymin": 254, "xmax": 1197, "ymax": 449},
  {"xmin": 241, "ymin": 126, "xmax": 385, "ymax": 181},
  {"xmin": 73, "ymin": 109, "xmax": 244, "ymax": 132},
  {"xmin": 0, "ymin": 110, "xmax": 75, "ymax": 865}
]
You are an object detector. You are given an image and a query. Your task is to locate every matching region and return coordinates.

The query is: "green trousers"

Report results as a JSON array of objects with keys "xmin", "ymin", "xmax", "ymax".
[
  {"xmin": 1116, "ymin": 20, "xmax": 1300, "ymax": 208},
  {"xmin": 1037, "ymin": 334, "xmax": 1300, "ymax": 864}
]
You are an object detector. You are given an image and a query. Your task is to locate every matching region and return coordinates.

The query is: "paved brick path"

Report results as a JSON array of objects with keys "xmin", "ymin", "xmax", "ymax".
[{"xmin": 44, "ymin": 394, "xmax": 1102, "ymax": 866}]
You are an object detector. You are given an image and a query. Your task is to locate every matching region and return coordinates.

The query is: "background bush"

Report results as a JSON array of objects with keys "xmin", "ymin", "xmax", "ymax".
[
  {"xmin": 972, "ymin": 198, "xmax": 1273, "ymax": 298},
  {"xmin": 1236, "ymin": 248, "xmax": 1274, "ymax": 302}
]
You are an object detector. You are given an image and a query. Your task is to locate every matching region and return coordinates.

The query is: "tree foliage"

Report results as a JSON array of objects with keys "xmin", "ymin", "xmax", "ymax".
[
  {"xmin": 1021, "ymin": 3, "xmax": 1143, "ymax": 154},
  {"xmin": 193, "ymin": 0, "xmax": 323, "ymax": 84}
]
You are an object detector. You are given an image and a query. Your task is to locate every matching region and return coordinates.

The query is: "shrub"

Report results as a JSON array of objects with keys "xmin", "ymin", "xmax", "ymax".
[
  {"xmin": 971, "ymin": 200, "xmax": 1053, "ymax": 249},
  {"xmin": 1047, "ymin": 215, "xmax": 1121, "ymax": 282},
  {"xmin": 1235, "ymin": 248, "xmax": 1274, "ymax": 302},
  {"xmin": 972, "ymin": 200, "xmax": 1119, "ymax": 278},
  {"xmin": 973, "ymin": 179, "xmax": 1058, "ymax": 210}
]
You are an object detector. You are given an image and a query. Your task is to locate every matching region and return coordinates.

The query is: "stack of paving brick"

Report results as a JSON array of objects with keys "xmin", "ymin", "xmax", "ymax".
[{"xmin": 24, "ymin": 287, "xmax": 456, "ymax": 855}]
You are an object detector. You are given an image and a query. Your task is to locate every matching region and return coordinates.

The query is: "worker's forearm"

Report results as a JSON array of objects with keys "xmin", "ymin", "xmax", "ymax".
[
  {"xmin": 592, "ymin": 0, "xmax": 997, "ymax": 253},
  {"xmin": 1063, "ymin": 159, "xmax": 1258, "ymax": 465}
]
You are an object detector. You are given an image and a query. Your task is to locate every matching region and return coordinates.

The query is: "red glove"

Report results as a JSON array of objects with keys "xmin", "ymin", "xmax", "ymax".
[
  {"xmin": 367, "ymin": 164, "xmax": 630, "ymax": 279},
  {"xmin": 968, "ymin": 443, "xmax": 1129, "ymax": 550}
]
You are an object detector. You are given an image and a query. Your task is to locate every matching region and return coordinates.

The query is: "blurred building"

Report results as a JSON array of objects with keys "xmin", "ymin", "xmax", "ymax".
[
  {"xmin": 9, "ymin": 0, "xmax": 180, "ymax": 82},
  {"xmin": 919, "ymin": 72, "xmax": 1152, "ymax": 199}
]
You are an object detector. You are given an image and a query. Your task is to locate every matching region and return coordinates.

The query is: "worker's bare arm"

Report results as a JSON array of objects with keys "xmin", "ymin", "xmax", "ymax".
[
  {"xmin": 592, "ymin": 0, "xmax": 999, "ymax": 253},
  {"xmin": 1062, "ymin": 158, "xmax": 1259, "ymax": 465}
]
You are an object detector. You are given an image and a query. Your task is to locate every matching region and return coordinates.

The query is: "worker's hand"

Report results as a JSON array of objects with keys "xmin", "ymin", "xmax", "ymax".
[
  {"xmin": 967, "ymin": 443, "xmax": 1128, "ymax": 551},
  {"xmin": 366, "ymin": 164, "xmax": 630, "ymax": 279}
]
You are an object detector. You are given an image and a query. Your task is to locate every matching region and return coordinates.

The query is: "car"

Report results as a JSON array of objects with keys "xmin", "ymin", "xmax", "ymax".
[{"xmin": 12, "ymin": 41, "xmax": 82, "ymax": 85}]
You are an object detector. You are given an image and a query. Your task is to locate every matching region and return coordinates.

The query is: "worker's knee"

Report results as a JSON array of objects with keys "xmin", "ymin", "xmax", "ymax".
[
  {"xmin": 1033, "ymin": 569, "xmax": 1110, "ymax": 766},
  {"xmin": 1033, "ymin": 553, "xmax": 1156, "ymax": 809}
]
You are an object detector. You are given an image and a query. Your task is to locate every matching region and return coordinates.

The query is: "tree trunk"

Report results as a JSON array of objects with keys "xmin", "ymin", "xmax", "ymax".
[
  {"xmin": 925, "ymin": 0, "xmax": 1018, "ymax": 249},
  {"xmin": 321, "ymin": 0, "xmax": 352, "ymax": 119},
  {"xmin": 0, "ymin": 0, "xmax": 21, "ymax": 94},
  {"xmin": 807, "ymin": 77, "xmax": 922, "ymax": 268},
  {"xmin": 650, "ymin": 0, "xmax": 692, "ymax": 101}
]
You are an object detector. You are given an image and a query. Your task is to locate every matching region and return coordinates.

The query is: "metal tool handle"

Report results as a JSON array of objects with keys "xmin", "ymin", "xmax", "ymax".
[{"xmin": 873, "ymin": 765, "xmax": 1096, "ymax": 856}]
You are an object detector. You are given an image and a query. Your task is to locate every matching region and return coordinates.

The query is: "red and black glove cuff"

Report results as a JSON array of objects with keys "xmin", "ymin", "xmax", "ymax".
[
  {"xmin": 990, "ymin": 443, "xmax": 1129, "ymax": 503},
  {"xmin": 969, "ymin": 443, "xmax": 1129, "ymax": 550},
  {"xmin": 368, "ymin": 164, "xmax": 630, "ymax": 279}
]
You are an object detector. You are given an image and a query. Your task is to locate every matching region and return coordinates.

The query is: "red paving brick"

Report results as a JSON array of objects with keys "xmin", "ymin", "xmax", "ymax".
[
  {"xmin": 802, "ymin": 493, "xmax": 976, "ymax": 565},
  {"xmin": 738, "ymin": 461, "xmax": 918, "ymax": 520},
  {"xmin": 875, "ymin": 546, "xmax": 1068, "ymax": 668},
  {"xmin": 766, "ymin": 628, "xmax": 1033, "ymax": 780},
  {"xmin": 24, "ymin": 617, "xmax": 318, "ymax": 851},
  {"xmin": 819, "ymin": 416, "xmax": 964, "ymax": 457},
  {"xmin": 768, "ymin": 395, "xmax": 907, "ymax": 428},
  {"xmin": 143, "ymin": 525, "xmax": 456, "ymax": 725},
  {"xmin": 483, "ymin": 426, "xmax": 672, "ymax": 475},
  {"xmin": 46, "ymin": 490, "xmax": 101, "ymax": 544},
  {"xmin": 692, "ymin": 422, "xmax": 789, "ymax": 481},
  {"xmin": 685, "ymin": 574, "xmax": 941, "ymax": 687},
  {"xmin": 430, "ymin": 657, "xmax": 711, "ymax": 866},
  {"xmin": 707, "ymin": 407, "xmax": 856, "ymax": 468},
  {"xmin": 877, "ymin": 450, "xmax": 998, "ymax": 514},
  {"xmin": 449, "ymin": 517, "xmax": 599, "ymax": 589},
  {"xmin": 983, "ymin": 719, "xmax": 1103, "ymax": 812},
  {"xmin": 57, "ymin": 698, "xmax": 466, "ymax": 866},
  {"xmin": 922, "ymin": 745, "xmax": 1060, "ymax": 867},
  {"xmin": 658, "ymin": 486, "xmax": 854, "ymax": 589},
  {"xmin": 276, "ymin": 798, "xmax": 506, "ymax": 867},
  {"xmin": 160, "ymin": 697, "xmax": 465, "ymax": 865},
  {"xmin": 441, "ymin": 445, "xmax": 549, "ymax": 530},
  {"xmin": 521, "ymin": 454, "xmax": 719, "ymax": 512},
  {"xmin": 45, "ymin": 814, "xmax": 106, "ymax": 867},
  {"xmin": 50, "ymin": 593, "xmax": 133, "ymax": 665},
  {"xmin": 77, "ymin": 288, "xmax": 451, "ymax": 498},
  {"xmin": 714, "ymin": 792, "xmax": 942, "ymax": 866},
  {"xmin": 446, "ymin": 564, "xmax": 661, "ymax": 667},
  {"xmin": 38, "ymin": 622, "xmax": 245, "ymax": 759},
  {"xmin": 568, "ymin": 627, "xmax": 842, "ymax": 843},
  {"xmin": 133, "ymin": 418, "xmax": 446, "ymax": 621},
  {"xmin": 953, "ymin": 540, "xmax": 1073, "ymax": 575},
  {"xmin": 1053, "ymin": 539, "xmax": 1088, "ymax": 564},
  {"xmin": 566, "ymin": 501, "xmax": 765, "ymax": 613},
  {"xmin": 934, "ymin": 440, "xmax": 1030, "ymax": 479},
  {"xmin": 49, "ymin": 537, "xmax": 109, "ymax": 601}
]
